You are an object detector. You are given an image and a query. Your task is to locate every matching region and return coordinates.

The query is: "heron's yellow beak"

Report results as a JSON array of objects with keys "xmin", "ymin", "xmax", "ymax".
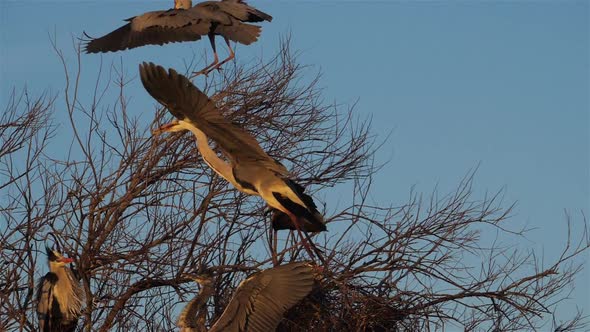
[
  {"xmin": 152, "ymin": 121, "xmax": 180, "ymax": 135},
  {"xmin": 192, "ymin": 276, "xmax": 208, "ymax": 283},
  {"xmin": 181, "ymin": 273, "xmax": 211, "ymax": 285}
]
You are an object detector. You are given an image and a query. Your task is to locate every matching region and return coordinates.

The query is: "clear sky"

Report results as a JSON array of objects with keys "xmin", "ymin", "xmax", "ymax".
[{"xmin": 2, "ymin": 0, "xmax": 588, "ymax": 326}]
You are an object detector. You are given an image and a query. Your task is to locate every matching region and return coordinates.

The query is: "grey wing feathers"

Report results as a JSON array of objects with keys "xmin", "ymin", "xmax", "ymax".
[
  {"xmin": 214, "ymin": 21, "xmax": 262, "ymax": 45},
  {"xmin": 139, "ymin": 61, "xmax": 213, "ymax": 121},
  {"xmin": 209, "ymin": 262, "xmax": 314, "ymax": 332},
  {"xmin": 217, "ymin": 1, "xmax": 273, "ymax": 22},
  {"xmin": 195, "ymin": 1, "xmax": 270, "ymax": 45},
  {"xmin": 36, "ymin": 274, "xmax": 56, "ymax": 331},
  {"xmin": 139, "ymin": 62, "xmax": 288, "ymax": 176},
  {"xmin": 84, "ymin": 9, "xmax": 210, "ymax": 53}
]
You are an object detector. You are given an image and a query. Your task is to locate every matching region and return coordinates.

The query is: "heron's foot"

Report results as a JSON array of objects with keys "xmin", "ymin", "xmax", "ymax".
[
  {"xmin": 190, "ymin": 70, "xmax": 209, "ymax": 79},
  {"xmin": 190, "ymin": 66, "xmax": 223, "ymax": 79},
  {"xmin": 311, "ymin": 264, "xmax": 325, "ymax": 276},
  {"xmin": 271, "ymin": 250, "xmax": 278, "ymax": 267},
  {"xmin": 299, "ymin": 235, "xmax": 326, "ymax": 267}
]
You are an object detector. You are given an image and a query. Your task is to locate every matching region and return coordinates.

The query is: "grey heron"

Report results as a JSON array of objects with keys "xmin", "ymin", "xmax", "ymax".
[
  {"xmin": 178, "ymin": 262, "xmax": 315, "ymax": 331},
  {"xmin": 152, "ymin": 120, "xmax": 325, "ymax": 234},
  {"xmin": 84, "ymin": 0, "xmax": 272, "ymax": 76},
  {"xmin": 36, "ymin": 247, "xmax": 83, "ymax": 332},
  {"xmin": 139, "ymin": 62, "xmax": 326, "ymax": 260}
]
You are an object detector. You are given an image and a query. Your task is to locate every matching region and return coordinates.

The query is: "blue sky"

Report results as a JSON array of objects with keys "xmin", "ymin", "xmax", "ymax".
[{"xmin": 2, "ymin": 0, "xmax": 588, "ymax": 325}]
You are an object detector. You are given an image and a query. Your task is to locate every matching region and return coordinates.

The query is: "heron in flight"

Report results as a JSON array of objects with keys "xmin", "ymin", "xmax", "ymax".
[
  {"xmin": 36, "ymin": 247, "xmax": 83, "ymax": 332},
  {"xmin": 140, "ymin": 62, "xmax": 326, "ymax": 260},
  {"xmin": 83, "ymin": 0, "xmax": 272, "ymax": 76},
  {"xmin": 151, "ymin": 117, "xmax": 325, "ymax": 234},
  {"xmin": 178, "ymin": 262, "xmax": 314, "ymax": 331}
]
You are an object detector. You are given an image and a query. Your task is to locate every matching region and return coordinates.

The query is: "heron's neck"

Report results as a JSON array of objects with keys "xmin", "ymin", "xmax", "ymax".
[
  {"xmin": 179, "ymin": 283, "xmax": 214, "ymax": 331},
  {"xmin": 51, "ymin": 266, "xmax": 83, "ymax": 319},
  {"xmin": 181, "ymin": 122, "xmax": 236, "ymax": 185}
]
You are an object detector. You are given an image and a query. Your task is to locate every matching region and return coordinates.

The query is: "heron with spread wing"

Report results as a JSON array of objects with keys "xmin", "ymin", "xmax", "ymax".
[
  {"xmin": 178, "ymin": 262, "xmax": 315, "ymax": 332},
  {"xmin": 139, "ymin": 62, "xmax": 326, "ymax": 259},
  {"xmin": 84, "ymin": 0, "xmax": 272, "ymax": 76},
  {"xmin": 36, "ymin": 247, "xmax": 84, "ymax": 332}
]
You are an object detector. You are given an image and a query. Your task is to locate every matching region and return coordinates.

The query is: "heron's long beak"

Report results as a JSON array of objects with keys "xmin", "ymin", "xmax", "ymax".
[
  {"xmin": 152, "ymin": 120, "xmax": 180, "ymax": 135},
  {"xmin": 181, "ymin": 273, "xmax": 210, "ymax": 285},
  {"xmin": 192, "ymin": 276, "xmax": 209, "ymax": 284}
]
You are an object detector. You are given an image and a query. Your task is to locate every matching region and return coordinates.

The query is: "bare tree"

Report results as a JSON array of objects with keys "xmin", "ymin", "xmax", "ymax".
[
  {"xmin": 1, "ymin": 88, "xmax": 57, "ymax": 332},
  {"xmin": 1, "ymin": 37, "xmax": 588, "ymax": 332}
]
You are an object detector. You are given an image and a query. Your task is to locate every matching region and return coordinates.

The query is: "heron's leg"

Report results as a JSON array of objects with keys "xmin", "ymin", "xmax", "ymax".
[
  {"xmin": 303, "ymin": 229, "xmax": 325, "ymax": 260},
  {"xmin": 287, "ymin": 213, "xmax": 326, "ymax": 265},
  {"xmin": 210, "ymin": 37, "xmax": 235, "ymax": 72},
  {"xmin": 302, "ymin": 229, "xmax": 326, "ymax": 266},
  {"xmin": 191, "ymin": 34, "xmax": 219, "ymax": 78},
  {"xmin": 269, "ymin": 225, "xmax": 278, "ymax": 267},
  {"xmin": 274, "ymin": 229, "xmax": 281, "ymax": 265},
  {"xmin": 264, "ymin": 207, "xmax": 279, "ymax": 266}
]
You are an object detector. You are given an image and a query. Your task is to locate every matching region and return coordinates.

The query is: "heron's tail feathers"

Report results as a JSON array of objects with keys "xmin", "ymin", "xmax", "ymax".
[
  {"xmin": 271, "ymin": 179, "xmax": 327, "ymax": 232},
  {"xmin": 217, "ymin": 22, "xmax": 261, "ymax": 45},
  {"xmin": 272, "ymin": 209, "xmax": 326, "ymax": 232},
  {"xmin": 217, "ymin": 1, "xmax": 273, "ymax": 22}
]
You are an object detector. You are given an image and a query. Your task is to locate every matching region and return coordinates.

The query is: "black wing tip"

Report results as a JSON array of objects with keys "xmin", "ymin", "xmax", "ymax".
[
  {"xmin": 83, "ymin": 42, "xmax": 96, "ymax": 54},
  {"xmin": 83, "ymin": 45, "xmax": 116, "ymax": 54},
  {"xmin": 138, "ymin": 62, "xmax": 156, "ymax": 87},
  {"xmin": 258, "ymin": 8, "xmax": 273, "ymax": 22},
  {"xmin": 79, "ymin": 31, "xmax": 95, "ymax": 54},
  {"xmin": 139, "ymin": 62, "xmax": 168, "ymax": 103},
  {"xmin": 138, "ymin": 61, "xmax": 185, "ymax": 84},
  {"xmin": 271, "ymin": 209, "xmax": 327, "ymax": 232},
  {"xmin": 81, "ymin": 23, "xmax": 134, "ymax": 54},
  {"xmin": 247, "ymin": 8, "xmax": 273, "ymax": 22},
  {"xmin": 82, "ymin": 39, "xmax": 117, "ymax": 54},
  {"xmin": 139, "ymin": 61, "xmax": 157, "ymax": 73},
  {"xmin": 139, "ymin": 62, "xmax": 173, "ymax": 82},
  {"xmin": 249, "ymin": 14, "xmax": 272, "ymax": 23},
  {"xmin": 138, "ymin": 62, "xmax": 199, "ymax": 123}
]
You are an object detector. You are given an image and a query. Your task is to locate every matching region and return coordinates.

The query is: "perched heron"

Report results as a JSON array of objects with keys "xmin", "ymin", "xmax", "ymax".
[
  {"xmin": 36, "ymin": 247, "xmax": 83, "ymax": 332},
  {"xmin": 139, "ymin": 62, "xmax": 326, "ymax": 261},
  {"xmin": 84, "ymin": 0, "xmax": 272, "ymax": 76},
  {"xmin": 178, "ymin": 262, "xmax": 315, "ymax": 331}
]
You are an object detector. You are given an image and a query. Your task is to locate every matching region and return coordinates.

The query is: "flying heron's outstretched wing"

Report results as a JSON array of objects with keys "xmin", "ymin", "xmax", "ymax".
[
  {"xmin": 139, "ymin": 62, "xmax": 288, "ymax": 176},
  {"xmin": 209, "ymin": 262, "xmax": 315, "ymax": 332},
  {"xmin": 84, "ymin": 9, "xmax": 211, "ymax": 53}
]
